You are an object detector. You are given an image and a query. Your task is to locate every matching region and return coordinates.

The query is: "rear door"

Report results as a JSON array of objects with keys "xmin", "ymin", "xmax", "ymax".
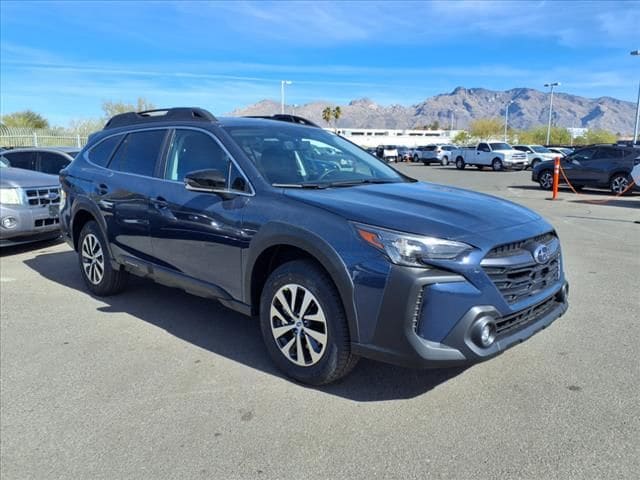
[
  {"xmin": 147, "ymin": 128, "xmax": 251, "ymax": 300},
  {"xmin": 585, "ymin": 147, "xmax": 625, "ymax": 185},
  {"xmin": 97, "ymin": 129, "xmax": 168, "ymax": 263}
]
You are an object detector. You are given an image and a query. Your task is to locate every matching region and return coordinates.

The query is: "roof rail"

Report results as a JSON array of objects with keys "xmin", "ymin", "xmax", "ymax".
[
  {"xmin": 104, "ymin": 107, "xmax": 217, "ymax": 130},
  {"xmin": 243, "ymin": 114, "xmax": 320, "ymax": 128}
]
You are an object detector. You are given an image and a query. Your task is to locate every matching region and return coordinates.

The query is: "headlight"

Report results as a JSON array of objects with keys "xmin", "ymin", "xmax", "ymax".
[
  {"xmin": 354, "ymin": 223, "xmax": 474, "ymax": 266},
  {"xmin": 0, "ymin": 188, "xmax": 23, "ymax": 205}
]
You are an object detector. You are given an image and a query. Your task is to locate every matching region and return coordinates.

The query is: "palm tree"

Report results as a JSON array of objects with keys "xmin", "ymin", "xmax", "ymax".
[
  {"xmin": 332, "ymin": 106, "xmax": 342, "ymax": 127},
  {"xmin": 322, "ymin": 107, "xmax": 332, "ymax": 126}
]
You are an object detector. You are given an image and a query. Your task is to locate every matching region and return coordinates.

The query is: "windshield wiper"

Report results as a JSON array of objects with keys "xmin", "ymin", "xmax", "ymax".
[
  {"xmin": 324, "ymin": 179, "xmax": 400, "ymax": 188},
  {"xmin": 272, "ymin": 183, "xmax": 327, "ymax": 189}
]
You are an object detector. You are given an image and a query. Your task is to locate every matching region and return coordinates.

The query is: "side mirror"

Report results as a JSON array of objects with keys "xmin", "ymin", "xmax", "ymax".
[{"xmin": 184, "ymin": 169, "xmax": 226, "ymax": 192}]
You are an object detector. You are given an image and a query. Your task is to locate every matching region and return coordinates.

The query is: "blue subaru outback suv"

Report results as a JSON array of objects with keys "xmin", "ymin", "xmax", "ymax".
[{"xmin": 59, "ymin": 108, "xmax": 569, "ymax": 385}]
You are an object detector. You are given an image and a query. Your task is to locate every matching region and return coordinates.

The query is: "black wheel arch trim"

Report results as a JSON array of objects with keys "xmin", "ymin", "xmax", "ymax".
[
  {"xmin": 244, "ymin": 222, "xmax": 360, "ymax": 342},
  {"xmin": 70, "ymin": 197, "xmax": 116, "ymax": 265}
]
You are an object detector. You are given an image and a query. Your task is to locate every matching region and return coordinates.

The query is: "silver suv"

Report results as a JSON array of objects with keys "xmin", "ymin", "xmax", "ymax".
[{"xmin": 0, "ymin": 163, "xmax": 61, "ymax": 246}]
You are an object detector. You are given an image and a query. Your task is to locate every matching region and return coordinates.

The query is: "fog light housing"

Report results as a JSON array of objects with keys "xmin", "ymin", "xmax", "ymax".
[
  {"xmin": 471, "ymin": 316, "xmax": 496, "ymax": 348},
  {"xmin": 1, "ymin": 216, "xmax": 18, "ymax": 229}
]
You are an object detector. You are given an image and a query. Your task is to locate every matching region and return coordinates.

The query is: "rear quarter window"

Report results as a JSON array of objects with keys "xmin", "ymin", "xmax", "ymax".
[{"xmin": 88, "ymin": 135, "xmax": 124, "ymax": 167}]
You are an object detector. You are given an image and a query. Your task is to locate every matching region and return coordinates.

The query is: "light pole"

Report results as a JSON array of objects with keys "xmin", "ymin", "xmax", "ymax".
[
  {"xmin": 504, "ymin": 100, "xmax": 514, "ymax": 142},
  {"xmin": 631, "ymin": 50, "xmax": 639, "ymax": 144},
  {"xmin": 544, "ymin": 82, "xmax": 560, "ymax": 145},
  {"xmin": 280, "ymin": 80, "xmax": 292, "ymax": 114}
]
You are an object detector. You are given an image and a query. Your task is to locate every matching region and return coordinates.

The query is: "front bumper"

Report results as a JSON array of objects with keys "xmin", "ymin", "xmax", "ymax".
[
  {"xmin": 0, "ymin": 204, "xmax": 61, "ymax": 246},
  {"xmin": 352, "ymin": 264, "xmax": 569, "ymax": 369}
]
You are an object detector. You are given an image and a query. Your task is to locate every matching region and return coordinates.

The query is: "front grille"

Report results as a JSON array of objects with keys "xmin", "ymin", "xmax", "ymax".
[
  {"xmin": 496, "ymin": 295, "xmax": 559, "ymax": 336},
  {"xmin": 511, "ymin": 152, "xmax": 527, "ymax": 160},
  {"xmin": 34, "ymin": 218, "xmax": 60, "ymax": 228},
  {"xmin": 485, "ymin": 232, "xmax": 555, "ymax": 258},
  {"xmin": 25, "ymin": 187, "xmax": 60, "ymax": 207},
  {"xmin": 482, "ymin": 233, "xmax": 560, "ymax": 304}
]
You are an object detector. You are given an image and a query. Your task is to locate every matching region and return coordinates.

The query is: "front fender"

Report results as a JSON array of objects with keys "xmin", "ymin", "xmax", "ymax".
[{"xmin": 244, "ymin": 222, "xmax": 360, "ymax": 342}]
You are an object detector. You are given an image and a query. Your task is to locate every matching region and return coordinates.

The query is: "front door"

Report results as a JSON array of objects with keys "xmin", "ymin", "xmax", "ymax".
[{"xmin": 148, "ymin": 128, "xmax": 251, "ymax": 300}]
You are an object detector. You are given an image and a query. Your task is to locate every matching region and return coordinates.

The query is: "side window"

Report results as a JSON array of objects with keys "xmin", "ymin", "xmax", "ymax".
[
  {"xmin": 514, "ymin": 146, "xmax": 525, "ymax": 152},
  {"xmin": 165, "ymin": 130, "xmax": 230, "ymax": 182},
  {"xmin": 229, "ymin": 163, "xmax": 249, "ymax": 193},
  {"xmin": 571, "ymin": 148, "xmax": 597, "ymax": 162},
  {"xmin": 89, "ymin": 135, "xmax": 123, "ymax": 167},
  {"xmin": 595, "ymin": 148, "xmax": 623, "ymax": 159},
  {"xmin": 478, "ymin": 143, "xmax": 489, "ymax": 152},
  {"xmin": 38, "ymin": 152, "xmax": 71, "ymax": 175},
  {"xmin": 4, "ymin": 151, "xmax": 37, "ymax": 170},
  {"xmin": 109, "ymin": 130, "xmax": 166, "ymax": 176}
]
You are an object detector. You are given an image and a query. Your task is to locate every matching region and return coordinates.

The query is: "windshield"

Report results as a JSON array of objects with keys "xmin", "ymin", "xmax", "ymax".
[
  {"xmin": 224, "ymin": 124, "xmax": 406, "ymax": 187},
  {"xmin": 532, "ymin": 145, "xmax": 551, "ymax": 153},
  {"xmin": 489, "ymin": 142, "xmax": 512, "ymax": 150}
]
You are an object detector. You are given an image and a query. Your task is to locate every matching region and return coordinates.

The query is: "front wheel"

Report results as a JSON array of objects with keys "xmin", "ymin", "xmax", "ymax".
[
  {"xmin": 538, "ymin": 170, "xmax": 553, "ymax": 190},
  {"xmin": 610, "ymin": 173, "xmax": 633, "ymax": 195},
  {"xmin": 492, "ymin": 158, "xmax": 503, "ymax": 171},
  {"xmin": 441, "ymin": 156, "xmax": 449, "ymax": 166},
  {"xmin": 455, "ymin": 157, "xmax": 465, "ymax": 170},
  {"xmin": 259, "ymin": 260, "xmax": 358, "ymax": 385},
  {"xmin": 413, "ymin": 155, "xmax": 419, "ymax": 163},
  {"xmin": 77, "ymin": 221, "xmax": 128, "ymax": 296}
]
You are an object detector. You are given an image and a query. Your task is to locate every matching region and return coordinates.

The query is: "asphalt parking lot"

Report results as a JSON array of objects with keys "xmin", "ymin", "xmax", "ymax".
[{"xmin": 1, "ymin": 166, "xmax": 639, "ymax": 480}]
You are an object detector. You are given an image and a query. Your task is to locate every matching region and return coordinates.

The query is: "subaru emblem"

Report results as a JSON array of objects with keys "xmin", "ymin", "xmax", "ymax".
[{"xmin": 533, "ymin": 244, "xmax": 550, "ymax": 264}]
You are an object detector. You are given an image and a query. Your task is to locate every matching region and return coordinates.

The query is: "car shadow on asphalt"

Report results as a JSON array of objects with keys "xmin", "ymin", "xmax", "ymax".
[{"xmin": 23, "ymin": 250, "xmax": 466, "ymax": 402}]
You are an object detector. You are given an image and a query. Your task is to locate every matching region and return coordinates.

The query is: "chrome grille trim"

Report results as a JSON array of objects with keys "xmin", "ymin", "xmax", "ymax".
[{"xmin": 25, "ymin": 186, "xmax": 60, "ymax": 207}]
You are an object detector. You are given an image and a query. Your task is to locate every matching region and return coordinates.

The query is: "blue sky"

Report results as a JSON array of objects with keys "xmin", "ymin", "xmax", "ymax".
[{"xmin": 1, "ymin": 0, "xmax": 639, "ymax": 126}]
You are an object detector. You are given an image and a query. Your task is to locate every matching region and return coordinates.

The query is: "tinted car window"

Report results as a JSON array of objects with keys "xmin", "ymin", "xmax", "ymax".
[
  {"xmin": 39, "ymin": 151, "xmax": 70, "ymax": 175},
  {"xmin": 478, "ymin": 143, "xmax": 489, "ymax": 152},
  {"xmin": 229, "ymin": 163, "xmax": 249, "ymax": 193},
  {"xmin": 109, "ymin": 130, "xmax": 165, "ymax": 176},
  {"xmin": 571, "ymin": 148, "xmax": 598, "ymax": 161},
  {"xmin": 165, "ymin": 130, "xmax": 230, "ymax": 182},
  {"xmin": 4, "ymin": 151, "xmax": 37, "ymax": 170},
  {"xmin": 595, "ymin": 148, "xmax": 623, "ymax": 159},
  {"xmin": 89, "ymin": 135, "xmax": 124, "ymax": 167}
]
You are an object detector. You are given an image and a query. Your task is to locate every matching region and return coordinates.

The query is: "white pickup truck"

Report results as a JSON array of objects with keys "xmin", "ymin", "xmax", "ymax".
[{"xmin": 450, "ymin": 142, "xmax": 528, "ymax": 171}]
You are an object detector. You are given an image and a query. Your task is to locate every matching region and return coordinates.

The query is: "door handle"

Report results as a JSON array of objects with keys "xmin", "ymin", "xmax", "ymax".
[
  {"xmin": 151, "ymin": 196, "xmax": 169, "ymax": 208},
  {"xmin": 97, "ymin": 183, "xmax": 109, "ymax": 195}
]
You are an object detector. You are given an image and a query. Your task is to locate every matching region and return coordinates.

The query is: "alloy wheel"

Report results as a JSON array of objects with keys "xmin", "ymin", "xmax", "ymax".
[
  {"xmin": 611, "ymin": 175, "xmax": 629, "ymax": 194},
  {"xmin": 270, "ymin": 284, "xmax": 328, "ymax": 367},
  {"xmin": 540, "ymin": 171, "xmax": 553, "ymax": 189},
  {"xmin": 81, "ymin": 233, "xmax": 105, "ymax": 285}
]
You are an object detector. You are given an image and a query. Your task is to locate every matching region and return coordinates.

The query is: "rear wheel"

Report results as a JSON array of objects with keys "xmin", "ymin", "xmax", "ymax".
[
  {"xmin": 413, "ymin": 155, "xmax": 419, "ymax": 163},
  {"xmin": 441, "ymin": 156, "xmax": 449, "ymax": 166},
  {"xmin": 259, "ymin": 260, "xmax": 358, "ymax": 385},
  {"xmin": 610, "ymin": 173, "xmax": 633, "ymax": 195},
  {"xmin": 538, "ymin": 170, "xmax": 553, "ymax": 190},
  {"xmin": 455, "ymin": 157, "xmax": 465, "ymax": 170},
  {"xmin": 492, "ymin": 158, "xmax": 503, "ymax": 171},
  {"xmin": 77, "ymin": 221, "xmax": 128, "ymax": 296},
  {"xmin": 423, "ymin": 160, "xmax": 429, "ymax": 166}
]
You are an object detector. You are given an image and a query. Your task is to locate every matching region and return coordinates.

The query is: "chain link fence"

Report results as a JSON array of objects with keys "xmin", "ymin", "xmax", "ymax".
[{"xmin": 0, "ymin": 126, "xmax": 89, "ymax": 148}]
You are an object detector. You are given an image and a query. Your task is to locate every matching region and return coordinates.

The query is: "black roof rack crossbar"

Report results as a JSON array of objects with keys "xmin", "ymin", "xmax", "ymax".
[
  {"xmin": 243, "ymin": 114, "xmax": 320, "ymax": 128},
  {"xmin": 104, "ymin": 107, "xmax": 217, "ymax": 130}
]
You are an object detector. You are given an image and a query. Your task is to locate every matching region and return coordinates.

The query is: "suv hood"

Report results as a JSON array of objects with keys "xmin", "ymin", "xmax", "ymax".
[
  {"xmin": 284, "ymin": 181, "xmax": 541, "ymax": 241},
  {"xmin": 0, "ymin": 167, "xmax": 59, "ymax": 188}
]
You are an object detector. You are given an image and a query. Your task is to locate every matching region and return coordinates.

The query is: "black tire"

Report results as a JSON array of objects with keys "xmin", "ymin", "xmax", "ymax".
[
  {"xmin": 413, "ymin": 155, "xmax": 419, "ymax": 163},
  {"xmin": 477, "ymin": 165, "xmax": 485, "ymax": 170},
  {"xmin": 441, "ymin": 156, "xmax": 449, "ymax": 166},
  {"xmin": 77, "ymin": 220, "xmax": 128, "ymax": 296},
  {"xmin": 538, "ymin": 170, "xmax": 554, "ymax": 190},
  {"xmin": 610, "ymin": 173, "xmax": 633, "ymax": 195},
  {"xmin": 259, "ymin": 260, "xmax": 358, "ymax": 385},
  {"xmin": 492, "ymin": 158, "xmax": 503, "ymax": 171},
  {"xmin": 423, "ymin": 161, "xmax": 429, "ymax": 166},
  {"xmin": 455, "ymin": 157, "xmax": 465, "ymax": 170}
]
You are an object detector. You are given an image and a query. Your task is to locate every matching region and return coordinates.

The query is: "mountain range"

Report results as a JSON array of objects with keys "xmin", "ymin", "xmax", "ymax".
[{"xmin": 228, "ymin": 87, "xmax": 637, "ymax": 134}]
